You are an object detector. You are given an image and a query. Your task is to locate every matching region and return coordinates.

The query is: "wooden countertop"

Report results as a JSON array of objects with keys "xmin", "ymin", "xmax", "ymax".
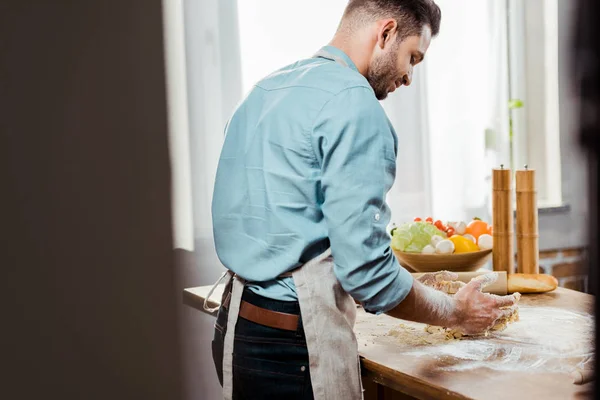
[{"xmin": 184, "ymin": 285, "xmax": 594, "ymax": 400}]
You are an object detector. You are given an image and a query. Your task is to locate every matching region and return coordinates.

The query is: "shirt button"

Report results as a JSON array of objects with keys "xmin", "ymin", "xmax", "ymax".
[
  {"xmin": 301, "ymin": 366, "xmax": 306, "ymax": 372},
  {"xmin": 374, "ymin": 213, "xmax": 381, "ymax": 221}
]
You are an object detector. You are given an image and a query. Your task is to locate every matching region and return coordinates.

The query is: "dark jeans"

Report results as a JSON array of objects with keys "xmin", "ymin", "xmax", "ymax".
[{"xmin": 212, "ymin": 287, "xmax": 314, "ymax": 399}]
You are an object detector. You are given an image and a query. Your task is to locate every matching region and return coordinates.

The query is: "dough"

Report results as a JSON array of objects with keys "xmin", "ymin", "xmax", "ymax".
[
  {"xmin": 424, "ymin": 290, "xmax": 521, "ymax": 338},
  {"xmin": 388, "ymin": 323, "xmax": 460, "ymax": 345},
  {"xmin": 432, "ymin": 280, "xmax": 465, "ymax": 294},
  {"xmin": 425, "ymin": 325, "xmax": 463, "ymax": 339},
  {"xmin": 490, "ymin": 292, "xmax": 521, "ymax": 332}
]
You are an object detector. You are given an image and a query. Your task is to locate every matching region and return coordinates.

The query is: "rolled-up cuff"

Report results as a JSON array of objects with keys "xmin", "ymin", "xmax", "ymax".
[{"xmin": 362, "ymin": 263, "xmax": 414, "ymax": 315}]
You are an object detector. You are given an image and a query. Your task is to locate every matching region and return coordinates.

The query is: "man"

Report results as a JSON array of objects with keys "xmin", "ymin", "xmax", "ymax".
[{"xmin": 209, "ymin": 1, "xmax": 518, "ymax": 399}]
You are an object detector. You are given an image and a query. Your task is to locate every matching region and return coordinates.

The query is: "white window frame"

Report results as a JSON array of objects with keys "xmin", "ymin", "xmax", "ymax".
[{"xmin": 507, "ymin": 0, "xmax": 563, "ymax": 207}]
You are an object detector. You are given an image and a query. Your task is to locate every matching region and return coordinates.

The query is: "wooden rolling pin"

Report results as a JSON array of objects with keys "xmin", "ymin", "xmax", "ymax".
[{"xmin": 412, "ymin": 271, "xmax": 558, "ymax": 295}]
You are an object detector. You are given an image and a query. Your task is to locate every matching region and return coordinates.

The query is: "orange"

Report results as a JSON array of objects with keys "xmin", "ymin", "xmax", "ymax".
[{"xmin": 465, "ymin": 219, "xmax": 490, "ymax": 240}]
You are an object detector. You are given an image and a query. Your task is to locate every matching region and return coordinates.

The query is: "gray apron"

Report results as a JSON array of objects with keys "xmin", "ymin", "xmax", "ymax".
[
  {"xmin": 205, "ymin": 49, "xmax": 363, "ymax": 400},
  {"xmin": 204, "ymin": 248, "xmax": 363, "ymax": 400}
]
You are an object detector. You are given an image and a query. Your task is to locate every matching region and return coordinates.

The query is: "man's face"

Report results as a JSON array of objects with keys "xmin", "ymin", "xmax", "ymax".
[{"xmin": 367, "ymin": 25, "xmax": 432, "ymax": 100}]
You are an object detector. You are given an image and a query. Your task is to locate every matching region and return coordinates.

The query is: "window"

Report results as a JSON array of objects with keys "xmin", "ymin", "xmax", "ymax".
[
  {"xmin": 164, "ymin": 0, "xmax": 579, "ymax": 254},
  {"xmin": 235, "ymin": 0, "xmax": 564, "ymax": 223},
  {"xmin": 237, "ymin": 0, "xmax": 348, "ymax": 94},
  {"xmin": 508, "ymin": 0, "xmax": 562, "ymax": 207}
]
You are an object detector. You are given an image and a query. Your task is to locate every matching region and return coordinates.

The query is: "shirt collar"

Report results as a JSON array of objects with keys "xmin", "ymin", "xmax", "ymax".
[{"xmin": 316, "ymin": 45, "xmax": 360, "ymax": 73}]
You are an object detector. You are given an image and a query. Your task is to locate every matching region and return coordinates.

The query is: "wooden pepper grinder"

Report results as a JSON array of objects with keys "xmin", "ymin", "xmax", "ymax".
[
  {"xmin": 515, "ymin": 165, "xmax": 539, "ymax": 274},
  {"xmin": 492, "ymin": 165, "xmax": 515, "ymax": 274}
]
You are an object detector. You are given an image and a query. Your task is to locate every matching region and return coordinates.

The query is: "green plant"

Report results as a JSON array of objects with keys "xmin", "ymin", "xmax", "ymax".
[{"xmin": 508, "ymin": 98, "xmax": 524, "ymax": 169}]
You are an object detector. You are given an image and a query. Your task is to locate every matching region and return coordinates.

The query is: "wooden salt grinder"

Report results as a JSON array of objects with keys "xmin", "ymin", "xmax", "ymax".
[
  {"xmin": 492, "ymin": 166, "xmax": 515, "ymax": 274},
  {"xmin": 516, "ymin": 166, "xmax": 540, "ymax": 274}
]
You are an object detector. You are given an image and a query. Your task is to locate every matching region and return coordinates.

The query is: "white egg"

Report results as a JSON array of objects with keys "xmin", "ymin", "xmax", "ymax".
[
  {"xmin": 463, "ymin": 234, "xmax": 476, "ymax": 244},
  {"xmin": 421, "ymin": 244, "xmax": 435, "ymax": 254},
  {"xmin": 478, "ymin": 234, "xmax": 493, "ymax": 250},
  {"xmin": 430, "ymin": 235, "xmax": 445, "ymax": 247},
  {"xmin": 435, "ymin": 239, "xmax": 455, "ymax": 254}
]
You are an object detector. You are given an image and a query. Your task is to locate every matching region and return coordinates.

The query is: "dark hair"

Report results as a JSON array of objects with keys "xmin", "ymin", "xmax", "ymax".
[{"xmin": 343, "ymin": 0, "xmax": 441, "ymax": 40}]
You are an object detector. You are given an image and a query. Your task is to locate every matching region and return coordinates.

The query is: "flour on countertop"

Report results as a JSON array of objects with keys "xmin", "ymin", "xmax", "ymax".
[
  {"xmin": 387, "ymin": 323, "xmax": 458, "ymax": 345},
  {"xmin": 380, "ymin": 306, "xmax": 595, "ymax": 374}
]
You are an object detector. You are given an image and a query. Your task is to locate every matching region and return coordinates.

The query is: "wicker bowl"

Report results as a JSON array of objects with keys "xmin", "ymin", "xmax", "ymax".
[{"xmin": 392, "ymin": 248, "xmax": 492, "ymax": 273}]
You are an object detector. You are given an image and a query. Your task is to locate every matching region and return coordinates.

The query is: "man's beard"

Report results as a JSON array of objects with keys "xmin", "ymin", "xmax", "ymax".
[{"xmin": 366, "ymin": 50, "xmax": 399, "ymax": 100}]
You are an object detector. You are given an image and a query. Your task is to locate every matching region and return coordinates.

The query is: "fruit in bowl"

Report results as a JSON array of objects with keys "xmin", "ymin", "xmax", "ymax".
[
  {"xmin": 390, "ymin": 217, "xmax": 493, "ymax": 254},
  {"xmin": 390, "ymin": 217, "xmax": 493, "ymax": 272}
]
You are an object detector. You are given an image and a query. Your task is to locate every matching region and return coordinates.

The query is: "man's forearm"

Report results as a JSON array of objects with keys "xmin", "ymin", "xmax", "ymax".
[{"xmin": 386, "ymin": 280, "xmax": 457, "ymax": 327}]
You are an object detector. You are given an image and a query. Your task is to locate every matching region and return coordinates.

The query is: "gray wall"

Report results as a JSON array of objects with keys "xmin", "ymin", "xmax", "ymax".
[
  {"xmin": 2, "ymin": 1, "xmax": 183, "ymax": 399},
  {"xmin": 176, "ymin": 246, "xmax": 223, "ymax": 400}
]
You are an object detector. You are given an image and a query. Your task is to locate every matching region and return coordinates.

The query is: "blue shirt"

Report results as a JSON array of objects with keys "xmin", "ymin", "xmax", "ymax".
[{"xmin": 212, "ymin": 45, "xmax": 413, "ymax": 314}]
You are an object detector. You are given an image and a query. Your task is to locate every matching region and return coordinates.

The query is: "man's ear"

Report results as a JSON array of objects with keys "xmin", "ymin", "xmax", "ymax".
[{"xmin": 377, "ymin": 19, "xmax": 398, "ymax": 49}]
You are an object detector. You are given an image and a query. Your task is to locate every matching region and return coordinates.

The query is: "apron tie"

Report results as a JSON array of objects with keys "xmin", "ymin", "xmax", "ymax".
[
  {"xmin": 313, "ymin": 49, "xmax": 349, "ymax": 68},
  {"xmin": 203, "ymin": 270, "xmax": 232, "ymax": 313}
]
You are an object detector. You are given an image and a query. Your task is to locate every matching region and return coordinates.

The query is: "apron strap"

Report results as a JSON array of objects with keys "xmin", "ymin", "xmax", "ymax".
[
  {"xmin": 203, "ymin": 270, "xmax": 232, "ymax": 313},
  {"xmin": 222, "ymin": 275, "xmax": 246, "ymax": 400},
  {"xmin": 313, "ymin": 49, "xmax": 348, "ymax": 68}
]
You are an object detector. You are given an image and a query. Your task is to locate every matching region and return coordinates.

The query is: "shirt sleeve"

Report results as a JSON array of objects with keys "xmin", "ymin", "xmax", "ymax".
[{"xmin": 311, "ymin": 86, "xmax": 413, "ymax": 314}]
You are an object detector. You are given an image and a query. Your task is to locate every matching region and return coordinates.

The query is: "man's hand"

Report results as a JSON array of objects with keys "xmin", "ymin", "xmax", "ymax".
[
  {"xmin": 387, "ymin": 272, "xmax": 518, "ymax": 335},
  {"xmin": 448, "ymin": 273, "xmax": 519, "ymax": 335}
]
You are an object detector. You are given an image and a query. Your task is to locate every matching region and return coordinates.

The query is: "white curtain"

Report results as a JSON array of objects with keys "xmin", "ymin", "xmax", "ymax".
[
  {"xmin": 163, "ymin": 0, "xmax": 194, "ymax": 251},
  {"xmin": 382, "ymin": 73, "xmax": 433, "ymax": 224},
  {"xmin": 184, "ymin": 0, "xmax": 243, "ymax": 245},
  {"xmin": 426, "ymin": 0, "xmax": 509, "ymax": 223},
  {"xmin": 236, "ymin": 0, "xmax": 348, "ymax": 93},
  {"xmin": 385, "ymin": 0, "xmax": 510, "ymax": 224}
]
